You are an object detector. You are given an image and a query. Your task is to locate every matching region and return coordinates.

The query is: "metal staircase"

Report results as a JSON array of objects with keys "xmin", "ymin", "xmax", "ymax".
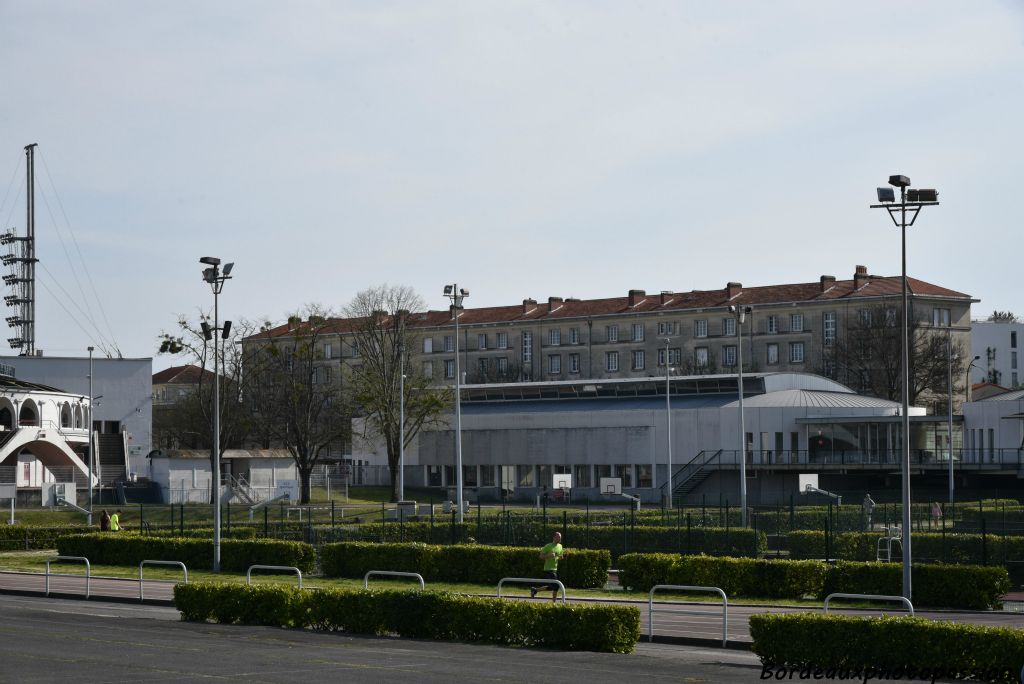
[
  {"xmin": 227, "ymin": 474, "xmax": 258, "ymax": 505},
  {"xmin": 96, "ymin": 433, "xmax": 128, "ymax": 484},
  {"xmin": 666, "ymin": 449, "xmax": 723, "ymax": 499}
]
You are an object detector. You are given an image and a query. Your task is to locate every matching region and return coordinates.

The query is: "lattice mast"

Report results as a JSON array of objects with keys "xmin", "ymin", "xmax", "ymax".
[{"xmin": 2, "ymin": 143, "xmax": 37, "ymax": 355}]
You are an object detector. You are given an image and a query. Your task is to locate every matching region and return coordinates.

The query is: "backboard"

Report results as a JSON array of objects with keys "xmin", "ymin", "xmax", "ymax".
[
  {"xmin": 798, "ymin": 473, "xmax": 819, "ymax": 493},
  {"xmin": 553, "ymin": 473, "xmax": 572, "ymax": 490},
  {"xmin": 0, "ymin": 484, "xmax": 14, "ymax": 499},
  {"xmin": 600, "ymin": 477, "xmax": 622, "ymax": 496}
]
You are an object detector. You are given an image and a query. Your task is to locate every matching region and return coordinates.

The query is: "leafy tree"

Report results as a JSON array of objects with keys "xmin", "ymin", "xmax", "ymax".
[
  {"xmin": 244, "ymin": 306, "xmax": 351, "ymax": 503},
  {"xmin": 987, "ymin": 310, "xmax": 1019, "ymax": 323},
  {"xmin": 343, "ymin": 285, "xmax": 451, "ymax": 502}
]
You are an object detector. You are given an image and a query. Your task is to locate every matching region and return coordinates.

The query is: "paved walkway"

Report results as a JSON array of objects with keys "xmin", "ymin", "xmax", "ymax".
[{"xmin": 3, "ymin": 570, "xmax": 1021, "ymax": 644}]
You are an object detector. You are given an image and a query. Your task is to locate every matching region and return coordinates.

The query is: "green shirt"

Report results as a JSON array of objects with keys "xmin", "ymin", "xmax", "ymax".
[
  {"xmin": 110, "ymin": 514, "xmax": 120, "ymax": 531},
  {"xmin": 541, "ymin": 542, "xmax": 563, "ymax": 572}
]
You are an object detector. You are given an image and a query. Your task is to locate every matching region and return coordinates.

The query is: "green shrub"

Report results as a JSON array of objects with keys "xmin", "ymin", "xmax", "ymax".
[
  {"xmin": 788, "ymin": 530, "xmax": 1024, "ymax": 565},
  {"xmin": 320, "ymin": 542, "xmax": 611, "ymax": 589},
  {"xmin": 174, "ymin": 583, "xmax": 640, "ymax": 653},
  {"xmin": 56, "ymin": 533, "xmax": 315, "ymax": 573},
  {"xmin": 618, "ymin": 553, "xmax": 826, "ymax": 599},
  {"xmin": 823, "ymin": 561, "xmax": 1009, "ymax": 611},
  {"xmin": 0, "ymin": 525, "xmax": 89, "ymax": 551},
  {"xmin": 145, "ymin": 526, "xmax": 260, "ymax": 540},
  {"xmin": 750, "ymin": 612, "xmax": 1024, "ymax": 683}
]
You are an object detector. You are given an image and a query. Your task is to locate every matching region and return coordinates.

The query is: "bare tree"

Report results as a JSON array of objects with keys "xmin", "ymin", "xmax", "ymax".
[
  {"xmin": 820, "ymin": 305, "xmax": 966, "ymax": 410},
  {"xmin": 987, "ymin": 310, "xmax": 1019, "ymax": 323},
  {"xmin": 343, "ymin": 285, "xmax": 451, "ymax": 502},
  {"xmin": 243, "ymin": 306, "xmax": 350, "ymax": 503}
]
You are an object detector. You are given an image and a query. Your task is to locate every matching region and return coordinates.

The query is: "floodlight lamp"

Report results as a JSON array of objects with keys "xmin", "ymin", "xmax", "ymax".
[
  {"xmin": 916, "ymin": 189, "xmax": 938, "ymax": 202},
  {"xmin": 201, "ymin": 321, "xmax": 213, "ymax": 341},
  {"xmin": 876, "ymin": 187, "xmax": 895, "ymax": 203},
  {"xmin": 222, "ymin": 262, "xmax": 234, "ymax": 276},
  {"xmin": 222, "ymin": 320, "xmax": 232, "ymax": 339},
  {"xmin": 199, "ymin": 256, "xmax": 221, "ymax": 266},
  {"xmin": 443, "ymin": 285, "xmax": 453, "ymax": 296},
  {"xmin": 888, "ymin": 175, "xmax": 911, "ymax": 188},
  {"xmin": 202, "ymin": 267, "xmax": 217, "ymax": 283},
  {"xmin": 459, "ymin": 288, "xmax": 469, "ymax": 296}
]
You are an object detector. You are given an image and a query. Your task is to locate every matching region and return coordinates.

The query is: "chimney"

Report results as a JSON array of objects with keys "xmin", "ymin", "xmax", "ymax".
[
  {"xmin": 660, "ymin": 290, "xmax": 673, "ymax": 305},
  {"xmin": 522, "ymin": 298, "xmax": 537, "ymax": 314},
  {"xmin": 628, "ymin": 289, "xmax": 646, "ymax": 307},
  {"xmin": 820, "ymin": 275, "xmax": 836, "ymax": 292},
  {"xmin": 854, "ymin": 265, "xmax": 869, "ymax": 288},
  {"xmin": 726, "ymin": 282, "xmax": 742, "ymax": 300},
  {"xmin": 548, "ymin": 296, "xmax": 563, "ymax": 312}
]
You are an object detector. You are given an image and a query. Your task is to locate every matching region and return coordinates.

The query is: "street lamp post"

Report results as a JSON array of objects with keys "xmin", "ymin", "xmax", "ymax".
[
  {"xmin": 200, "ymin": 256, "xmax": 233, "ymax": 572},
  {"xmin": 871, "ymin": 177, "xmax": 939, "ymax": 600},
  {"xmin": 661, "ymin": 337, "xmax": 673, "ymax": 510},
  {"xmin": 730, "ymin": 305, "xmax": 751, "ymax": 527},
  {"xmin": 87, "ymin": 346, "xmax": 94, "ymax": 526},
  {"xmin": 399, "ymin": 348, "xmax": 406, "ymax": 503},
  {"xmin": 443, "ymin": 284, "xmax": 469, "ymax": 523},
  {"xmin": 947, "ymin": 329, "xmax": 955, "ymax": 507}
]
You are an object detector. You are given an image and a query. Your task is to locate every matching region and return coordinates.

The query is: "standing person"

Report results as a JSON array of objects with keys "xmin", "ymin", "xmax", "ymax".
[
  {"xmin": 110, "ymin": 509, "xmax": 121, "ymax": 532},
  {"xmin": 99, "ymin": 509, "xmax": 110, "ymax": 532},
  {"xmin": 931, "ymin": 501, "xmax": 943, "ymax": 527},
  {"xmin": 530, "ymin": 531, "xmax": 564, "ymax": 603},
  {"xmin": 862, "ymin": 494, "xmax": 875, "ymax": 530}
]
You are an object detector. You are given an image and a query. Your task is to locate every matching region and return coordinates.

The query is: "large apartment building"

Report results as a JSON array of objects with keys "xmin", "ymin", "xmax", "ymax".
[{"xmin": 257, "ymin": 265, "xmax": 976, "ymax": 408}]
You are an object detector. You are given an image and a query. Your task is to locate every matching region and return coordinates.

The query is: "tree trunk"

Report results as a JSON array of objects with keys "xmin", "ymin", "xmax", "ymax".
[
  {"xmin": 387, "ymin": 436, "xmax": 400, "ymax": 503},
  {"xmin": 299, "ymin": 466, "xmax": 313, "ymax": 504}
]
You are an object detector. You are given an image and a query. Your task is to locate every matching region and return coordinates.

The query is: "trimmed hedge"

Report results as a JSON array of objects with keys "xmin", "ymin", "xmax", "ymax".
[
  {"xmin": 750, "ymin": 613, "xmax": 1024, "ymax": 683},
  {"xmin": 321, "ymin": 542, "xmax": 610, "ymax": 589},
  {"xmin": 617, "ymin": 553, "xmax": 1009, "ymax": 609},
  {"xmin": 56, "ymin": 533, "xmax": 315, "ymax": 573},
  {"xmin": 174, "ymin": 583, "xmax": 640, "ymax": 653},
  {"xmin": 0, "ymin": 525, "xmax": 89, "ymax": 550},
  {"xmin": 788, "ymin": 530, "xmax": 1024, "ymax": 565},
  {"xmin": 618, "ymin": 553, "xmax": 827, "ymax": 600},
  {"xmin": 334, "ymin": 522, "xmax": 766, "ymax": 558},
  {"xmin": 145, "ymin": 526, "xmax": 260, "ymax": 540}
]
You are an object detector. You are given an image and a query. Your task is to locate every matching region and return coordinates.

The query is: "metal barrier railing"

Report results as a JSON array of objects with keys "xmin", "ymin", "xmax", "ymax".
[
  {"xmin": 648, "ymin": 584, "xmax": 728, "ymax": 646},
  {"xmin": 363, "ymin": 570, "xmax": 426, "ymax": 590},
  {"xmin": 246, "ymin": 564, "xmax": 303, "ymax": 589},
  {"xmin": 139, "ymin": 560, "xmax": 188, "ymax": 601},
  {"xmin": 823, "ymin": 593, "xmax": 914, "ymax": 616},
  {"xmin": 45, "ymin": 555, "xmax": 91, "ymax": 599},
  {"xmin": 496, "ymin": 577, "xmax": 566, "ymax": 605}
]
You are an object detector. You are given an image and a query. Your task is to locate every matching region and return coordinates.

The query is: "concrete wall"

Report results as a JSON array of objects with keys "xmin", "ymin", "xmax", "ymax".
[{"xmin": 971, "ymin": 321, "xmax": 1024, "ymax": 388}]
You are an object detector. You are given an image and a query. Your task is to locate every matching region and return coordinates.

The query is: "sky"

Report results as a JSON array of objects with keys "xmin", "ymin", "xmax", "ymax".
[{"xmin": 0, "ymin": 2, "xmax": 1022, "ymax": 371}]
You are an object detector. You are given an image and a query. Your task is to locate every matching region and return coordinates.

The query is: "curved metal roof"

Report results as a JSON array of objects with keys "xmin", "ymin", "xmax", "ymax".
[
  {"xmin": 978, "ymin": 389, "xmax": 1024, "ymax": 402},
  {"xmin": 0, "ymin": 374, "xmax": 66, "ymax": 393},
  {"xmin": 724, "ymin": 389, "xmax": 903, "ymax": 409}
]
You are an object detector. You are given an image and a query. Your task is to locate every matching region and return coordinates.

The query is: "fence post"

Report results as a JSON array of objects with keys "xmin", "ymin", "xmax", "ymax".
[
  {"xmin": 264, "ymin": 506, "xmax": 269, "ymax": 538},
  {"xmin": 180, "ymin": 502, "xmax": 184, "ymax": 536},
  {"xmin": 622, "ymin": 513, "xmax": 628, "ymax": 555},
  {"xmin": 331, "ymin": 500, "xmax": 335, "ymax": 530},
  {"xmin": 477, "ymin": 499, "xmax": 482, "ymax": 539},
  {"xmin": 981, "ymin": 515, "xmax": 988, "ymax": 565},
  {"xmin": 562, "ymin": 510, "xmax": 567, "ymax": 544},
  {"xmin": 752, "ymin": 510, "xmax": 758, "ymax": 557},
  {"xmin": 686, "ymin": 512, "xmax": 691, "ymax": 555},
  {"xmin": 381, "ymin": 503, "xmax": 386, "ymax": 543},
  {"xmin": 226, "ymin": 502, "xmax": 231, "ymax": 533},
  {"xmin": 702, "ymin": 493, "xmax": 706, "ymax": 523},
  {"xmin": 450, "ymin": 509, "xmax": 456, "ymax": 545}
]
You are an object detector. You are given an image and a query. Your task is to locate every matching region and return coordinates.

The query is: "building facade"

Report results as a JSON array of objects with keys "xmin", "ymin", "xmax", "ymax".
[{"xmin": 970, "ymin": 320, "xmax": 1024, "ymax": 390}]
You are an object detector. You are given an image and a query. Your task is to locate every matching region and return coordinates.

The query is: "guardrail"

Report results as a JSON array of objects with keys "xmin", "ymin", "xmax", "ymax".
[
  {"xmin": 139, "ymin": 560, "xmax": 188, "ymax": 601},
  {"xmin": 496, "ymin": 577, "xmax": 566, "ymax": 605},
  {"xmin": 246, "ymin": 564, "xmax": 303, "ymax": 589},
  {"xmin": 823, "ymin": 592, "xmax": 914, "ymax": 616},
  {"xmin": 363, "ymin": 570, "xmax": 426, "ymax": 590},
  {"xmin": 45, "ymin": 555, "xmax": 91, "ymax": 599},
  {"xmin": 648, "ymin": 584, "xmax": 728, "ymax": 646}
]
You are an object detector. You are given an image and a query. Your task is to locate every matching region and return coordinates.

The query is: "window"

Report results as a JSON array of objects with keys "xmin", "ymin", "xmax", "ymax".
[
  {"xmin": 497, "ymin": 332, "xmax": 508, "ymax": 349},
  {"xmin": 636, "ymin": 464, "xmax": 652, "ymax": 488},
  {"xmin": 480, "ymin": 466, "xmax": 495, "ymax": 487},
  {"xmin": 823, "ymin": 312, "xmax": 836, "ymax": 345},
  {"xmin": 606, "ymin": 325, "xmax": 619, "ymax": 343},
  {"xmin": 444, "ymin": 360, "xmax": 455, "ymax": 379},
  {"xmin": 478, "ymin": 358, "xmax": 489, "ymax": 374},
  {"xmin": 658, "ymin": 348, "xmax": 665, "ymax": 366},
  {"xmin": 632, "ymin": 350, "xmax": 645, "ymax": 370},
  {"xmin": 1012, "ymin": 351, "xmax": 1018, "ymax": 370},
  {"xmin": 632, "ymin": 323, "xmax": 644, "ymax": 341},
  {"xmin": 614, "ymin": 464, "xmax": 633, "ymax": 488},
  {"xmin": 443, "ymin": 335, "xmax": 454, "ymax": 353},
  {"xmin": 497, "ymin": 357, "xmax": 508, "ymax": 374},
  {"xmin": 569, "ymin": 353, "xmax": 580, "ymax": 374},
  {"xmin": 885, "ymin": 307, "xmax": 897, "ymax": 327},
  {"xmin": 323, "ymin": 342, "xmax": 333, "ymax": 359},
  {"xmin": 423, "ymin": 337, "xmax": 433, "ymax": 354},
  {"xmin": 569, "ymin": 327, "xmax": 580, "ymax": 345},
  {"xmin": 670, "ymin": 348, "xmax": 681, "ymax": 365},
  {"xmin": 522, "ymin": 332, "xmax": 532, "ymax": 362},
  {"xmin": 323, "ymin": 367, "xmax": 332, "ymax": 384},
  {"xmin": 767, "ymin": 315, "xmax": 778, "ymax": 335},
  {"xmin": 517, "ymin": 465, "xmax": 535, "ymax": 487},
  {"xmin": 694, "ymin": 319, "xmax": 708, "ymax": 338},
  {"xmin": 790, "ymin": 313, "xmax": 804, "ymax": 333},
  {"xmin": 657, "ymin": 321, "xmax": 675, "ymax": 336},
  {"xmin": 859, "ymin": 309, "xmax": 872, "ymax": 326},
  {"xmin": 1013, "ymin": 372, "xmax": 1019, "ymax": 387},
  {"xmin": 549, "ymin": 329, "xmax": 561, "ymax": 346},
  {"xmin": 695, "ymin": 347, "xmax": 709, "ymax": 368},
  {"xmin": 426, "ymin": 465, "xmax": 442, "ymax": 487},
  {"xmin": 790, "ymin": 341, "xmax": 805, "ymax": 363},
  {"xmin": 478, "ymin": 333, "xmax": 487, "ymax": 350},
  {"xmin": 723, "ymin": 345, "xmax": 737, "ymax": 367},
  {"xmin": 573, "ymin": 464, "xmax": 591, "ymax": 488},
  {"xmin": 824, "ymin": 360, "xmax": 836, "ymax": 378},
  {"xmin": 422, "ymin": 361, "xmax": 433, "ymax": 378},
  {"xmin": 1012, "ymin": 331, "xmax": 1018, "ymax": 349},
  {"xmin": 606, "ymin": 351, "xmax": 619, "ymax": 372},
  {"xmin": 548, "ymin": 354, "xmax": 561, "ymax": 374},
  {"xmin": 933, "ymin": 308, "xmax": 951, "ymax": 327},
  {"xmin": 463, "ymin": 465, "xmax": 478, "ymax": 487},
  {"xmin": 723, "ymin": 317, "xmax": 736, "ymax": 337}
]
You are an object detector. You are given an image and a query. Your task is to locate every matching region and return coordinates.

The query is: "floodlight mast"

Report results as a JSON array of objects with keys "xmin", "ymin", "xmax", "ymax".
[
  {"xmin": 729, "ymin": 304, "xmax": 751, "ymax": 526},
  {"xmin": 870, "ymin": 174, "xmax": 940, "ymax": 602},
  {"xmin": 443, "ymin": 283, "xmax": 468, "ymax": 523}
]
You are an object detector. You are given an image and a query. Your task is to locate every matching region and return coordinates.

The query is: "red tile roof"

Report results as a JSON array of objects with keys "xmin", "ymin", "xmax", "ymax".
[
  {"xmin": 152, "ymin": 365, "xmax": 215, "ymax": 385},
  {"xmin": 248, "ymin": 268, "xmax": 974, "ymax": 339}
]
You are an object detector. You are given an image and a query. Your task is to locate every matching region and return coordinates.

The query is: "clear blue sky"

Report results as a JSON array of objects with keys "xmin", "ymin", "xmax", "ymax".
[{"xmin": 1, "ymin": 2, "xmax": 1022, "ymax": 369}]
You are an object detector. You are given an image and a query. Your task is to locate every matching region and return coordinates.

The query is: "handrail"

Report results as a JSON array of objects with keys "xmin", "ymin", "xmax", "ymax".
[
  {"xmin": 663, "ymin": 449, "xmax": 722, "ymax": 498},
  {"xmin": 45, "ymin": 555, "xmax": 91, "ymax": 598},
  {"xmin": 363, "ymin": 570, "xmax": 425, "ymax": 590},
  {"xmin": 823, "ymin": 593, "xmax": 914, "ymax": 616},
  {"xmin": 246, "ymin": 564, "xmax": 302, "ymax": 589},
  {"xmin": 497, "ymin": 577, "xmax": 566, "ymax": 605},
  {"xmin": 139, "ymin": 560, "xmax": 188, "ymax": 601},
  {"xmin": 649, "ymin": 584, "xmax": 728, "ymax": 646}
]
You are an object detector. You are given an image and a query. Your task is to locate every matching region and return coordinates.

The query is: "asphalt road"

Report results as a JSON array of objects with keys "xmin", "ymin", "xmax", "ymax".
[{"xmin": 0, "ymin": 594, "xmax": 766, "ymax": 683}]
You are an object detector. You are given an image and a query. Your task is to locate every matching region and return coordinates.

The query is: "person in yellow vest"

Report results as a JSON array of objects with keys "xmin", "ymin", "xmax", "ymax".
[
  {"xmin": 110, "ymin": 510, "xmax": 122, "ymax": 532},
  {"xmin": 530, "ymin": 531, "xmax": 564, "ymax": 603}
]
